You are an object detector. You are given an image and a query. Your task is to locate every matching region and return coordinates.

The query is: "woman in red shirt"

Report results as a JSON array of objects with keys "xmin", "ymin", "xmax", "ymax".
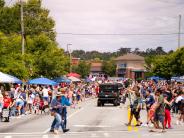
[{"xmin": 3, "ymin": 92, "xmax": 12, "ymax": 122}]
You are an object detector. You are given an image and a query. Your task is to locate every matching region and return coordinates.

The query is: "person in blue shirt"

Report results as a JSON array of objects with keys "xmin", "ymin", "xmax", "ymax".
[
  {"xmin": 145, "ymin": 89, "xmax": 155, "ymax": 124},
  {"xmin": 60, "ymin": 89, "xmax": 71, "ymax": 130},
  {"xmin": 50, "ymin": 92, "xmax": 69, "ymax": 133}
]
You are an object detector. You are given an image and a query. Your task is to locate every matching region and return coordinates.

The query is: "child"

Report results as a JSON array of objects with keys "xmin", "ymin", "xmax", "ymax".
[
  {"xmin": 50, "ymin": 109, "xmax": 62, "ymax": 134},
  {"xmin": 33, "ymin": 94, "xmax": 40, "ymax": 114}
]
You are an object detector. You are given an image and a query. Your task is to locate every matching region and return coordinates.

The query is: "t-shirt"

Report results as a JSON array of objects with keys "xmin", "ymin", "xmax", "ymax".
[
  {"xmin": 133, "ymin": 97, "xmax": 142, "ymax": 109},
  {"xmin": 155, "ymin": 94, "xmax": 165, "ymax": 115},
  {"xmin": 145, "ymin": 95, "xmax": 155, "ymax": 106},
  {"xmin": 42, "ymin": 88, "xmax": 49, "ymax": 97},
  {"xmin": 3, "ymin": 97, "xmax": 12, "ymax": 108}
]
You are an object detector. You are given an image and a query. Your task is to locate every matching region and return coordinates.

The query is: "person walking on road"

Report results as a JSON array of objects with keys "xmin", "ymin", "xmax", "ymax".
[
  {"xmin": 60, "ymin": 88, "xmax": 71, "ymax": 130},
  {"xmin": 50, "ymin": 91, "xmax": 69, "ymax": 133}
]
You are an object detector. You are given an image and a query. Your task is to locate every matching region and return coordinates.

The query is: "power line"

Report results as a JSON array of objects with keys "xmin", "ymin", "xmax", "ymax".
[{"xmin": 57, "ymin": 32, "xmax": 184, "ymax": 36}]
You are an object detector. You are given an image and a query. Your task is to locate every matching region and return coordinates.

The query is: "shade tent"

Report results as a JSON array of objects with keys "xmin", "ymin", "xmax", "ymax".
[
  {"xmin": 171, "ymin": 76, "xmax": 184, "ymax": 82},
  {"xmin": 68, "ymin": 76, "xmax": 81, "ymax": 82},
  {"xmin": 53, "ymin": 77, "xmax": 71, "ymax": 83},
  {"xmin": 85, "ymin": 78, "xmax": 92, "ymax": 83},
  {"xmin": 28, "ymin": 77, "xmax": 57, "ymax": 85},
  {"xmin": 0, "ymin": 72, "xmax": 22, "ymax": 84},
  {"xmin": 67, "ymin": 73, "xmax": 81, "ymax": 78}
]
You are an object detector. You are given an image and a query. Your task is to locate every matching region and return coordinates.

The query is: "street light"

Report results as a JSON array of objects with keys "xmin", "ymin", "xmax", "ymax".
[{"xmin": 67, "ymin": 44, "xmax": 72, "ymax": 73}]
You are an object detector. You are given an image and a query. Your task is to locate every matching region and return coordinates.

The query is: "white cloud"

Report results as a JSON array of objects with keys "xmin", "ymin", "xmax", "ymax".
[{"xmin": 7, "ymin": 0, "xmax": 184, "ymax": 52}]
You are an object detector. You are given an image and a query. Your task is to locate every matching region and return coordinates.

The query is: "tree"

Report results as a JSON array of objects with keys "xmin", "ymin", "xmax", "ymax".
[
  {"xmin": 0, "ymin": 0, "xmax": 5, "ymax": 7},
  {"xmin": 149, "ymin": 47, "xmax": 184, "ymax": 79},
  {"xmin": 0, "ymin": 0, "xmax": 69, "ymax": 79},
  {"xmin": 73, "ymin": 61, "xmax": 90, "ymax": 78},
  {"xmin": 102, "ymin": 59, "xmax": 116, "ymax": 77}
]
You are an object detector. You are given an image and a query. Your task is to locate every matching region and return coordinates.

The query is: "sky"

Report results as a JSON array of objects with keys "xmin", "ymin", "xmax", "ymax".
[{"xmin": 6, "ymin": 0, "xmax": 184, "ymax": 52}]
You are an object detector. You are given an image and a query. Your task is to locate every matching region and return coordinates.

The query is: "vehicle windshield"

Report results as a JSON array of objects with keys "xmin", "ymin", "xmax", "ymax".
[{"xmin": 100, "ymin": 85, "xmax": 118, "ymax": 92}]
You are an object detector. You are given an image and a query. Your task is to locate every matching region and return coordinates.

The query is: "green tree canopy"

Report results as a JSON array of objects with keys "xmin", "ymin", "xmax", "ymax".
[
  {"xmin": 72, "ymin": 61, "xmax": 90, "ymax": 78},
  {"xmin": 102, "ymin": 59, "xmax": 116, "ymax": 77}
]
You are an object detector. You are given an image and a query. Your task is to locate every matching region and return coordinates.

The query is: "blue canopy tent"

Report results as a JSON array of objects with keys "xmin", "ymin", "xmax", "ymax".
[
  {"xmin": 53, "ymin": 77, "xmax": 71, "ymax": 83},
  {"xmin": 85, "ymin": 78, "xmax": 92, "ymax": 83},
  {"xmin": 28, "ymin": 77, "xmax": 57, "ymax": 85},
  {"xmin": 171, "ymin": 76, "xmax": 184, "ymax": 82},
  {"xmin": 0, "ymin": 72, "xmax": 22, "ymax": 84}
]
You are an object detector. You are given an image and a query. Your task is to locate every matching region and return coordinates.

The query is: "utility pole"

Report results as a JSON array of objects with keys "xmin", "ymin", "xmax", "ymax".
[
  {"xmin": 178, "ymin": 14, "xmax": 181, "ymax": 48},
  {"xmin": 20, "ymin": 0, "xmax": 25, "ymax": 55},
  {"xmin": 67, "ymin": 44, "xmax": 72, "ymax": 73}
]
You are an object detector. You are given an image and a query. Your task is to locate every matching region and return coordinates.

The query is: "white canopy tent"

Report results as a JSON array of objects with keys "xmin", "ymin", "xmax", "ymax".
[
  {"xmin": 68, "ymin": 76, "xmax": 81, "ymax": 82},
  {"xmin": 0, "ymin": 72, "xmax": 22, "ymax": 84}
]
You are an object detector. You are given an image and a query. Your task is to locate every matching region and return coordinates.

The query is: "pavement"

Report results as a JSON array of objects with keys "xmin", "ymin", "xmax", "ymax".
[{"xmin": 0, "ymin": 98, "xmax": 183, "ymax": 138}]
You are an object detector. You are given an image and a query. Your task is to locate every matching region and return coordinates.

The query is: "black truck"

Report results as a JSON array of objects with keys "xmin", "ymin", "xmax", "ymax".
[{"xmin": 97, "ymin": 83, "xmax": 123, "ymax": 106}]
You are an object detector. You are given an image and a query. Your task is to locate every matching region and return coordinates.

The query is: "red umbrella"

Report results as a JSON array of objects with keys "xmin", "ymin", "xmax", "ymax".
[{"xmin": 67, "ymin": 72, "xmax": 81, "ymax": 78}]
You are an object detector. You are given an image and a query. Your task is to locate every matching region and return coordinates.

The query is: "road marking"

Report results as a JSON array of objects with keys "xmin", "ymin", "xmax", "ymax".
[
  {"xmin": 73, "ymin": 125, "xmax": 111, "ymax": 128},
  {"xmin": 43, "ymin": 107, "xmax": 84, "ymax": 133},
  {"xmin": 4, "ymin": 136, "xmax": 12, "ymax": 138},
  {"xmin": 42, "ymin": 135, "xmax": 48, "ymax": 138},
  {"xmin": 91, "ymin": 133, "xmax": 98, "ymax": 137},
  {"xmin": 104, "ymin": 132, "xmax": 110, "ymax": 137}
]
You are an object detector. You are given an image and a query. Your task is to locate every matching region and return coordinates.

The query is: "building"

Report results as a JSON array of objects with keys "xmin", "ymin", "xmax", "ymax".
[
  {"xmin": 72, "ymin": 58, "xmax": 80, "ymax": 66},
  {"xmin": 90, "ymin": 61, "xmax": 105, "ymax": 78},
  {"xmin": 114, "ymin": 53, "xmax": 146, "ymax": 79}
]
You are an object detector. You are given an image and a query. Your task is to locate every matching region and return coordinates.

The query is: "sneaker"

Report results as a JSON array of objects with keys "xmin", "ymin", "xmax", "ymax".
[
  {"xmin": 63, "ymin": 129, "xmax": 70, "ymax": 133},
  {"xmin": 50, "ymin": 129, "xmax": 54, "ymax": 132},
  {"xmin": 142, "ymin": 123, "xmax": 148, "ymax": 127},
  {"xmin": 168, "ymin": 127, "xmax": 174, "ymax": 129}
]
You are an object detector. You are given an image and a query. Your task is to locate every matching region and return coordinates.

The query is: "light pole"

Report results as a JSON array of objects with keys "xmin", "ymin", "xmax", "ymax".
[
  {"xmin": 67, "ymin": 44, "xmax": 72, "ymax": 73},
  {"xmin": 20, "ymin": 0, "xmax": 25, "ymax": 55}
]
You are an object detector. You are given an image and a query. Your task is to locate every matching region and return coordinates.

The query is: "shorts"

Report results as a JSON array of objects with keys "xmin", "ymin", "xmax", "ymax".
[
  {"xmin": 154, "ymin": 113, "xmax": 165, "ymax": 123},
  {"xmin": 16, "ymin": 101, "xmax": 24, "ymax": 107},
  {"xmin": 131, "ymin": 108, "xmax": 140, "ymax": 121},
  {"xmin": 43, "ymin": 97, "xmax": 48, "ymax": 101}
]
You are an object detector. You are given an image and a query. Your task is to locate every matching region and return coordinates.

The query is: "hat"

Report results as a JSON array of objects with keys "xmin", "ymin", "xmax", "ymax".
[
  {"xmin": 50, "ymin": 108, "xmax": 57, "ymax": 112},
  {"xmin": 56, "ymin": 92, "xmax": 63, "ymax": 97}
]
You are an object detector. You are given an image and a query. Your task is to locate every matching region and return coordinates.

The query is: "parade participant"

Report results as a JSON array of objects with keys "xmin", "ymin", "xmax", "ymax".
[
  {"xmin": 126, "ymin": 88, "xmax": 142, "ymax": 126},
  {"xmin": 151, "ymin": 89, "xmax": 166, "ymax": 132},
  {"xmin": 145, "ymin": 89, "xmax": 155, "ymax": 125},
  {"xmin": 176, "ymin": 91, "xmax": 184, "ymax": 125},
  {"xmin": 163, "ymin": 91, "xmax": 173, "ymax": 129},
  {"xmin": 50, "ymin": 91, "xmax": 69, "ymax": 133},
  {"xmin": 50, "ymin": 108, "xmax": 62, "ymax": 134},
  {"xmin": 60, "ymin": 88, "xmax": 71, "ymax": 130}
]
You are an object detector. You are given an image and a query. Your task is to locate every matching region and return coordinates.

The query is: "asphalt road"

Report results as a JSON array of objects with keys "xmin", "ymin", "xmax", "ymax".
[{"xmin": 0, "ymin": 99, "xmax": 184, "ymax": 138}]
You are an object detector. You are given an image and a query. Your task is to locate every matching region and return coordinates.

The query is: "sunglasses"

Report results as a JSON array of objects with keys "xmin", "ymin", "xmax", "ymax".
[{"xmin": 5, "ymin": 95, "xmax": 9, "ymax": 96}]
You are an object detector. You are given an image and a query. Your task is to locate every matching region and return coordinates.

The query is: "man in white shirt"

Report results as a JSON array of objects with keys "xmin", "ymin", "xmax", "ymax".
[{"xmin": 42, "ymin": 86, "xmax": 49, "ymax": 102}]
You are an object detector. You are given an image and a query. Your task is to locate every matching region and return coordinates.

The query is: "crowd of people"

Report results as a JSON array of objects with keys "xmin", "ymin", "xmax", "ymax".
[
  {"xmin": 124, "ymin": 80, "xmax": 184, "ymax": 132},
  {"xmin": 0, "ymin": 78, "xmax": 183, "ymax": 134},
  {"xmin": 0, "ymin": 82, "xmax": 99, "ymax": 124}
]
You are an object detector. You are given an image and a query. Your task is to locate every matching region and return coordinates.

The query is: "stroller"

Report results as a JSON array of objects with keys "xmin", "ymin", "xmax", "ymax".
[{"xmin": 1, "ymin": 108, "xmax": 10, "ymax": 122}]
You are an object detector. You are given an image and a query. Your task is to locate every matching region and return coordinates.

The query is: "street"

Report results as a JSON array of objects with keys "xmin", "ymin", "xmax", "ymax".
[{"xmin": 0, "ymin": 99, "xmax": 183, "ymax": 138}]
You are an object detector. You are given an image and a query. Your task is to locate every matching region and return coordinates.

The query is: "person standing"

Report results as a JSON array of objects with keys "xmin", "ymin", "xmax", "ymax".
[
  {"xmin": 60, "ymin": 89, "xmax": 71, "ymax": 130},
  {"xmin": 50, "ymin": 92, "xmax": 69, "ymax": 133},
  {"xmin": 0, "ymin": 94, "xmax": 4, "ymax": 120},
  {"xmin": 152, "ymin": 89, "xmax": 166, "ymax": 132},
  {"xmin": 42, "ymin": 86, "xmax": 49, "ymax": 102},
  {"xmin": 126, "ymin": 89, "xmax": 142, "ymax": 126},
  {"xmin": 145, "ymin": 89, "xmax": 155, "ymax": 125},
  {"xmin": 3, "ymin": 92, "xmax": 12, "ymax": 122}
]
